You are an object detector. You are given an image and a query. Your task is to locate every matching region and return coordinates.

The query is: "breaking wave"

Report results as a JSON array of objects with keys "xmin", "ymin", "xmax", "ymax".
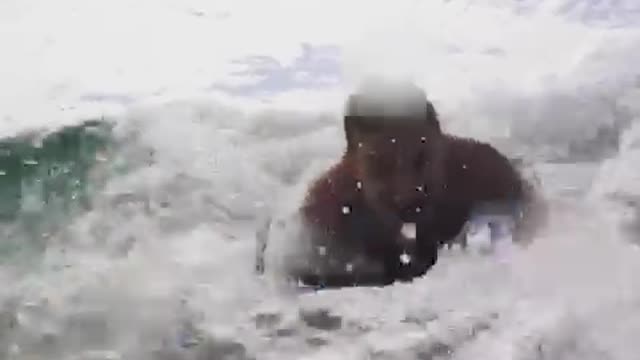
[
  {"xmin": 0, "ymin": 78, "xmax": 639, "ymax": 358},
  {"xmin": 2, "ymin": 1, "xmax": 640, "ymax": 359}
]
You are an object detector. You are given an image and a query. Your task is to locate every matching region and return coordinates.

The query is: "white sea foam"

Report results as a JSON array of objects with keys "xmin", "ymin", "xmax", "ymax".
[{"xmin": 1, "ymin": 1, "xmax": 640, "ymax": 359}]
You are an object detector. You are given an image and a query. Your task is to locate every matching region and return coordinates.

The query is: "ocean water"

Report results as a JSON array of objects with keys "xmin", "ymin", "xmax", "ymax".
[{"xmin": 2, "ymin": 1, "xmax": 640, "ymax": 359}]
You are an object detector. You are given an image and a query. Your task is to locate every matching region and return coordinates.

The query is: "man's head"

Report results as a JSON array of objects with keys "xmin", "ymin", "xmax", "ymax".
[
  {"xmin": 343, "ymin": 79, "xmax": 443, "ymax": 220},
  {"xmin": 344, "ymin": 79, "xmax": 440, "ymax": 151}
]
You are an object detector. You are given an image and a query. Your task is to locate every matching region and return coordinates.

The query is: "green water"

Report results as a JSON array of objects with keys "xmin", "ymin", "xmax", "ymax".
[{"xmin": 0, "ymin": 119, "xmax": 117, "ymax": 259}]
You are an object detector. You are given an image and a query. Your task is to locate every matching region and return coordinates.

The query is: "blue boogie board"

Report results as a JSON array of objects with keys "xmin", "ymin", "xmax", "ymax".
[{"xmin": 454, "ymin": 199, "xmax": 525, "ymax": 261}]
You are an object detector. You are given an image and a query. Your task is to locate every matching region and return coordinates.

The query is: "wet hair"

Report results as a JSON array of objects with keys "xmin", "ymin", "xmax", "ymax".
[{"xmin": 343, "ymin": 78, "xmax": 441, "ymax": 151}]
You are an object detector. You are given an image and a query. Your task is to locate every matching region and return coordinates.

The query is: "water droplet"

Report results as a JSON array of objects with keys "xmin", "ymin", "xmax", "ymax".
[
  {"xmin": 0, "ymin": 170, "xmax": 5, "ymax": 176},
  {"xmin": 356, "ymin": 181, "xmax": 362, "ymax": 190},
  {"xmin": 341, "ymin": 205, "xmax": 351, "ymax": 214},
  {"xmin": 401, "ymin": 222, "xmax": 416, "ymax": 239},
  {"xmin": 390, "ymin": 138, "xmax": 396, "ymax": 143},
  {"xmin": 421, "ymin": 136, "xmax": 426, "ymax": 143},
  {"xmin": 399, "ymin": 252, "xmax": 411, "ymax": 264},
  {"xmin": 358, "ymin": 142, "xmax": 363, "ymax": 148},
  {"xmin": 415, "ymin": 207, "xmax": 421, "ymax": 213},
  {"xmin": 317, "ymin": 246, "xmax": 327, "ymax": 256},
  {"xmin": 345, "ymin": 263, "xmax": 353, "ymax": 272},
  {"xmin": 462, "ymin": 164, "xmax": 467, "ymax": 169},
  {"xmin": 416, "ymin": 185, "xmax": 423, "ymax": 192}
]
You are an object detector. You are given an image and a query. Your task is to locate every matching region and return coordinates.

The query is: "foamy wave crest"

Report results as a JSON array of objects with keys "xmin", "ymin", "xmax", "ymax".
[
  {"xmin": 1, "ymin": 81, "xmax": 640, "ymax": 358},
  {"xmin": 2, "ymin": 1, "xmax": 640, "ymax": 356}
]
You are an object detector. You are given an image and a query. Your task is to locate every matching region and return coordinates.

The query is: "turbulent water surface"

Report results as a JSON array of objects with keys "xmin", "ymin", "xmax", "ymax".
[{"xmin": 2, "ymin": 1, "xmax": 640, "ymax": 359}]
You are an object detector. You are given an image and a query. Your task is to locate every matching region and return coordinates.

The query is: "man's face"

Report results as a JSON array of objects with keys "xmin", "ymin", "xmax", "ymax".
[{"xmin": 351, "ymin": 123, "xmax": 442, "ymax": 221}]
